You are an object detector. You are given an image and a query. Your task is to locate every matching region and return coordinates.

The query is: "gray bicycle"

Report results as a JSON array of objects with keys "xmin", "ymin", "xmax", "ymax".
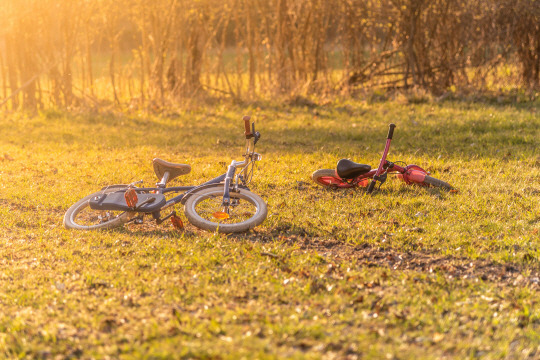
[{"xmin": 63, "ymin": 116, "xmax": 267, "ymax": 233}]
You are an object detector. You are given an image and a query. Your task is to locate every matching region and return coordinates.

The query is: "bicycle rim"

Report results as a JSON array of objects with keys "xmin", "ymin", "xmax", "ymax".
[{"xmin": 184, "ymin": 186, "xmax": 267, "ymax": 233}]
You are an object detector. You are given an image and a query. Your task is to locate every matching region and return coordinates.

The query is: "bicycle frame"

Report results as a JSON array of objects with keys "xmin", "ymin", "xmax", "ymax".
[
  {"xmin": 312, "ymin": 123, "xmax": 453, "ymax": 193},
  {"xmin": 344, "ymin": 162, "xmax": 427, "ymax": 187},
  {"xmin": 114, "ymin": 116, "xmax": 261, "ymax": 222},
  {"xmin": 319, "ymin": 124, "xmax": 430, "ymax": 191}
]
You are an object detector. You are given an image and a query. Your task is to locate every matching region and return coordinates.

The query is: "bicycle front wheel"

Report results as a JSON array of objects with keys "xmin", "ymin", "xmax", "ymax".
[
  {"xmin": 63, "ymin": 187, "xmax": 130, "ymax": 230},
  {"xmin": 184, "ymin": 185, "xmax": 267, "ymax": 233},
  {"xmin": 422, "ymin": 175, "xmax": 454, "ymax": 190}
]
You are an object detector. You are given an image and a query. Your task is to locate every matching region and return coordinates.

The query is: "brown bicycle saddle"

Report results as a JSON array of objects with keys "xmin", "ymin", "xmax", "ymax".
[{"xmin": 152, "ymin": 158, "xmax": 191, "ymax": 182}]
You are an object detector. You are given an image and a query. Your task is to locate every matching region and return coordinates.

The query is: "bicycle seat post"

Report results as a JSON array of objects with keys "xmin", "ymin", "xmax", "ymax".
[{"xmin": 156, "ymin": 171, "xmax": 170, "ymax": 188}]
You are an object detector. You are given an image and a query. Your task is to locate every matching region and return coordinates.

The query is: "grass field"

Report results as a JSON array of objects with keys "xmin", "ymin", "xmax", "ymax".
[{"xmin": 0, "ymin": 98, "xmax": 539, "ymax": 359}]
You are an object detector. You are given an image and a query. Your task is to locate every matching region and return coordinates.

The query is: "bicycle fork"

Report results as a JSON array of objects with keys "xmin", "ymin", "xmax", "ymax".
[{"xmin": 222, "ymin": 161, "xmax": 239, "ymax": 211}]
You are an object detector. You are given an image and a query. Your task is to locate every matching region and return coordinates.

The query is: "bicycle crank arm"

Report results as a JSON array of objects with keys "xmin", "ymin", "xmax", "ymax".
[
  {"xmin": 155, "ymin": 210, "xmax": 177, "ymax": 225},
  {"xmin": 126, "ymin": 215, "xmax": 144, "ymax": 225},
  {"xmin": 367, "ymin": 180, "xmax": 377, "ymax": 194},
  {"xmin": 367, "ymin": 172, "xmax": 388, "ymax": 194},
  {"xmin": 377, "ymin": 172, "xmax": 388, "ymax": 186}
]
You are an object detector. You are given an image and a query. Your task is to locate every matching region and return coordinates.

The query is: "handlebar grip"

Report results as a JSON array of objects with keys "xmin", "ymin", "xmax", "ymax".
[
  {"xmin": 387, "ymin": 123, "xmax": 396, "ymax": 140},
  {"xmin": 243, "ymin": 115, "xmax": 252, "ymax": 137}
]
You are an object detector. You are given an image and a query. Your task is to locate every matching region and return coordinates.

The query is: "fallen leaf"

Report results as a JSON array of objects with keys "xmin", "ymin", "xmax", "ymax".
[
  {"xmin": 212, "ymin": 211, "xmax": 229, "ymax": 219},
  {"xmin": 55, "ymin": 281, "xmax": 65, "ymax": 291},
  {"xmin": 433, "ymin": 333, "xmax": 444, "ymax": 342}
]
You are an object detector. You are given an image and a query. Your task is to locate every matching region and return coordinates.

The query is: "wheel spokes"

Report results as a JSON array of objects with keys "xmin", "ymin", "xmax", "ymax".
[
  {"xmin": 73, "ymin": 203, "xmax": 124, "ymax": 227},
  {"xmin": 195, "ymin": 194, "xmax": 256, "ymax": 224}
]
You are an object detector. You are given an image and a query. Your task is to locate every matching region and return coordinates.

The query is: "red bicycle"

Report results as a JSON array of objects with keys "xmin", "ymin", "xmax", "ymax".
[{"xmin": 312, "ymin": 124, "xmax": 453, "ymax": 193}]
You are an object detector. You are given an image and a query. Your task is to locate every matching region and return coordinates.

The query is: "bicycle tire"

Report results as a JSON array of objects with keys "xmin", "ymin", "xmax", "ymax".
[
  {"xmin": 64, "ymin": 187, "xmax": 130, "ymax": 230},
  {"xmin": 184, "ymin": 185, "xmax": 267, "ymax": 233},
  {"xmin": 422, "ymin": 175, "xmax": 454, "ymax": 190},
  {"xmin": 311, "ymin": 169, "xmax": 354, "ymax": 188}
]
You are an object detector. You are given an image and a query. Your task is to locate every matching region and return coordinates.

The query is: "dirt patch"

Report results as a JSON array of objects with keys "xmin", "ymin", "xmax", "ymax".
[
  {"xmin": 233, "ymin": 230, "xmax": 539, "ymax": 288},
  {"xmin": 299, "ymin": 238, "xmax": 540, "ymax": 288}
]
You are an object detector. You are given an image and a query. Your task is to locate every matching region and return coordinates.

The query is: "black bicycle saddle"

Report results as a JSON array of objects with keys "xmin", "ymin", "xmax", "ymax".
[{"xmin": 336, "ymin": 159, "xmax": 371, "ymax": 179}]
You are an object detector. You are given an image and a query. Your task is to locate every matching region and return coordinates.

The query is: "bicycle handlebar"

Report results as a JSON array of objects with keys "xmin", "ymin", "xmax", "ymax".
[
  {"xmin": 243, "ymin": 115, "xmax": 252, "ymax": 138},
  {"xmin": 387, "ymin": 123, "xmax": 396, "ymax": 140}
]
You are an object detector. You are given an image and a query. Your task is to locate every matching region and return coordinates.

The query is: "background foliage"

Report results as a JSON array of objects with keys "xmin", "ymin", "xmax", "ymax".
[{"xmin": 0, "ymin": 0, "xmax": 539, "ymax": 110}]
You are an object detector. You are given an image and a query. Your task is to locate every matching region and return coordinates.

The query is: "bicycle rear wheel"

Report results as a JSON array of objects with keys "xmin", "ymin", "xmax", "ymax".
[
  {"xmin": 64, "ymin": 187, "xmax": 130, "ymax": 230},
  {"xmin": 184, "ymin": 185, "xmax": 267, "ymax": 233},
  {"xmin": 311, "ymin": 169, "xmax": 355, "ymax": 188}
]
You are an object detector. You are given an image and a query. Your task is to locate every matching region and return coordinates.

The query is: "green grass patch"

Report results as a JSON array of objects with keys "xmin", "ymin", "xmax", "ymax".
[{"xmin": 0, "ymin": 99, "xmax": 539, "ymax": 358}]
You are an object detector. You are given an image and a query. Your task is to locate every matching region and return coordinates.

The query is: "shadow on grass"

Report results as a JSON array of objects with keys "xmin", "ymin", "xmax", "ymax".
[{"xmin": 224, "ymin": 225, "xmax": 540, "ymax": 287}]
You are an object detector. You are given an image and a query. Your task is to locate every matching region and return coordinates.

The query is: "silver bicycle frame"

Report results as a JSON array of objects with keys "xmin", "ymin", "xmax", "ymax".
[{"xmin": 222, "ymin": 136, "xmax": 261, "ymax": 207}]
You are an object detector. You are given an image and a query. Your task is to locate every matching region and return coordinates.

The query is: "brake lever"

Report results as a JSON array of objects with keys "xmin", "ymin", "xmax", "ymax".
[
  {"xmin": 377, "ymin": 172, "xmax": 388, "ymax": 191},
  {"xmin": 253, "ymin": 131, "xmax": 261, "ymax": 145},
  {"xmin": 378, "ymin": 172, "xmax": 388, "ymax": 186}
]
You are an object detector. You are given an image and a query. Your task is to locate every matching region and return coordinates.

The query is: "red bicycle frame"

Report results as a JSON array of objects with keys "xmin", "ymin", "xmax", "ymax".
[
  {"xmin": 313, "ymin": 123, "xmax": 453, "ymax": 192},
  {"xmin": 323, "ymin": 124, "xmax": 431, "ymax": 191}
]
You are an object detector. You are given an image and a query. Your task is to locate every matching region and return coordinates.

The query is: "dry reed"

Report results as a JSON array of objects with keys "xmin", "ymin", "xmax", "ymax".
[{"xmin": 0, "ymin": 0, "xmax": 538, "ymax": 110}]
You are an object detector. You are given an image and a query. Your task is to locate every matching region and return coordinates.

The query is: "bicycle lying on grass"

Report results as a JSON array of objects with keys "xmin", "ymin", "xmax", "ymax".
[
  {"xmin": 64, "ymin": 116, "xmax": 267, "ymax": 233},
  {"xmin": 312, "ymin": 124, "xmax": 454, "ymax": 193}
]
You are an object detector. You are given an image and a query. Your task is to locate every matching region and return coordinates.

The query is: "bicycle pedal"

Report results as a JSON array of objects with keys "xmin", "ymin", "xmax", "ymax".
[
  {"xmin": 171, "ymin": 214, "xmax": 184, "ymax": 230},
  {"xmin": 125, "ymin": 188, "xmax": 138, "ymax": 208}
]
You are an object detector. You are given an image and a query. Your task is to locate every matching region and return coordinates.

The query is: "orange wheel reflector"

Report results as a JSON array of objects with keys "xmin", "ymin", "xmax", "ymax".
[
  {"xmin": 171, "ymin": 214, "xmax": 184, "ymax": 230},
  {"xmin": 212, "ymin": 211, "xmax": 230, "ymax": 219}
]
